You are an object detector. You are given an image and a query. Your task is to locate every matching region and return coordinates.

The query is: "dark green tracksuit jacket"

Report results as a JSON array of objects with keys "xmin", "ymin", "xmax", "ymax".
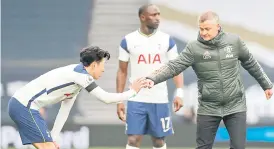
[{"xmin": 148, "ymin": 30, "xmax": 273, "ymax": 117}]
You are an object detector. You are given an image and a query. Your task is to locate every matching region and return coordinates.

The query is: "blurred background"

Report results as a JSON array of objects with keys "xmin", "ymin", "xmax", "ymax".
[{"xmin": 1, "ymin": 0, "xmax": 274, "ymax": 148}]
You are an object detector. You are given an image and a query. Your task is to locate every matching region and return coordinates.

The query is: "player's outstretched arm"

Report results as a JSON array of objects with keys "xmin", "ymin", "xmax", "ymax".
[
  {"xmin": 51, "ymin": 96, "xmax": 77, "ymax": 142},
  {"xmin": 89, "ymin": 78, "xmax": 146, "ymax": 104},
  {"xmin": 146, "ymin": 44, "xmax": 194, "ymax": 85}
]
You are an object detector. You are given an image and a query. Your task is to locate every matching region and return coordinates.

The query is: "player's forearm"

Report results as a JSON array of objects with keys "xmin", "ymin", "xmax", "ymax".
[
  {"xmin": 116, "ymin": 69, "xmax": 127, "ymax": 93},
  {"xmin": 173, "ymin": 74, "xmax": 183, "ymax": 88},
  {"xmin": 173, "ymin": 74, "xmax": 184, "ymax": 98},
  {"xmin": 51, "ymin": 98, "xmax": 75, "ymax": 141},
  {"xmin": 51, "ymin": 112, "xmax": 68, "ymax": 141},
  {"xmin": 90, "ymin": 86, "xmax": 136, "ymax": 104}
]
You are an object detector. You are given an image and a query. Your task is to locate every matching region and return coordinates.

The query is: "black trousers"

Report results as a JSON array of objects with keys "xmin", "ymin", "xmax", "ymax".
[{"xmin": 196, "ymin": 112, "xmax": 246, "ymax": 149}]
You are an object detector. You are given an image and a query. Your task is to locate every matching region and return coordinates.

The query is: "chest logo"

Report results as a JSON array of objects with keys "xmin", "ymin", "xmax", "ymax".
[
  {"xmin": 138, "ymin": 54, "xmax": 161, "ymax": 64},
  {"xmin": 64, "ymin": 93, "xmax": 74, "ymax": 99},
  {"xmin": 158, "ymin": 44, "xmax": 161, "ymax": 50},
  {"xmin": 224, "ymin": 46, "xmax": 233, "ymax": 58},
  {"xmin": 203, "ymin": 51, "xmax": 211, "ymax": 59}
]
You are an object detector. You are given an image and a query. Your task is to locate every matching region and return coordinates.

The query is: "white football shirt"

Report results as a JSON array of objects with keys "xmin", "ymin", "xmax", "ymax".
[
  {"xmin": 119, "ymin": 29, "xmax": 179, "ymax": 103},
  {"xmin": 12, "ymin": 63, "xmax": 137, "ymax": 141},
  {"xmin": 13, "ymin": 64, "xmax": 93, "ymax": 110},
  {"xmin": 13, "ymin": 64, "xmax": 136, "ymax": 110}
]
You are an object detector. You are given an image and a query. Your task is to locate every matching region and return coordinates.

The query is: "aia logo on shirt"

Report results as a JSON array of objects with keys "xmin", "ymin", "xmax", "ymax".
[{"xmin": 138, "ymin": 54, "xmax": 161, "ymax": 64}]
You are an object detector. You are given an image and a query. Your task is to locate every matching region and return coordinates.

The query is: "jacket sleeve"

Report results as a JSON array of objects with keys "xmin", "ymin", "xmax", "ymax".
[
  {"xmin": 147, "ymin": 44, "xmax": 194, "ymax": 85},
  {"xmin": 238, "ymin": 37, "xmax": 273, "ymax": 90}
]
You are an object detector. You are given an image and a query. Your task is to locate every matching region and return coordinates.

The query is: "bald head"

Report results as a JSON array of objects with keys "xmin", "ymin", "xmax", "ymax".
[
  {"xmin": 198, "ymin": 11, "xmax": 219, "ymax": 24},
  {"xmin": 138, "ymin": 4, "xmax": 154, "ymax": 17},
  {"xmin": 138, "ymin": 4, "xmax": 160, "ymax": 30}
]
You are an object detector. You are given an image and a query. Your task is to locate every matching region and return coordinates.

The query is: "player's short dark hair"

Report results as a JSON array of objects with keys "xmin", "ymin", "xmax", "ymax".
[
  {"xmin": 80, "ymin": 46, "xmax": 110, "ymax": 67},
  {"xmin": 138, "ymin": 4, "xmax": 154, "ymax": 17}
]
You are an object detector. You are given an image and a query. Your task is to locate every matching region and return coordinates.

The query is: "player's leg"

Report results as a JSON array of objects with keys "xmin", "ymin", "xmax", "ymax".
[
  {"xmin": 8, "ymin": 98, "xmax": 54, "ymax": 148},
  {"xmin": 148, "ymin": 103, "xmax": 172, "ymax": 149},
  {"xmin": 32, "ymin": 142, "xmax": 57, "ymax": 149},
  {"xmin": 127, "ymin": 135, "xmax": 143, "ymax": 149},
  {"xmin": 126, "ymin": 101, "xmax": 148, "ymax": 149},
  {"xmin": 196, "ymin": 114, "xmax": 222, "ymax": 149},
  {"xmin": 28, "ymin": 109, "xmax": 56, "ymax": 149},
  {"xmin": 223, "ymin": 112, "xmax": 246, "ymax": 149},
  {"xmin": 151, "ymin": 136, "xmax": 166, "ymax": 149}
]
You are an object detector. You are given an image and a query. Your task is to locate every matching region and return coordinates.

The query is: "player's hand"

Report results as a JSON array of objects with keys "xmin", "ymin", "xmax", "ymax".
[
  {"xmin": 117, "ymin": 103, "xmax": 126, "ymax": 122},
  {"xmin": 131, "ymin": 77, "xmax": 147, "ymax": 93},
  {"xmin": 53, "ymin": 141, "xmax": 60, "ymax": 149},
  {"xmin": 144, "ymin": 79, "xmax": 155, "ymax": 89},
  {"xmin": 173, "ymin": 97, "xmax": 183, "ymax": 112},
  {"xmin": 265, "ymin": 89, "xmax": 273, "ymax": 100}
]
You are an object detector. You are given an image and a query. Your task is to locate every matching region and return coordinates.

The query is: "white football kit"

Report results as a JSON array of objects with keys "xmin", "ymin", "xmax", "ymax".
[
  {"xmin": 8, "ymin": 63, "xmax": 136, "ymax": 144},
  {"xmin": 118, "ymin": 29, "xmax": 179, "ymax": 137}
]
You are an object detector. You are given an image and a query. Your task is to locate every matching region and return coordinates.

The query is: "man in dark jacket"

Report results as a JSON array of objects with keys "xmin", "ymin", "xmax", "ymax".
[{"xmin": 145, "ymin": 11, "xmax": 273, "ymax": 149}]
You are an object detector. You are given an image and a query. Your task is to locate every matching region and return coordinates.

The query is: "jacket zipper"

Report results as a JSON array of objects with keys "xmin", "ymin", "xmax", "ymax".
[{"xmin": 217, "ymin": 48, "xmax": 224, "ymax": 116}]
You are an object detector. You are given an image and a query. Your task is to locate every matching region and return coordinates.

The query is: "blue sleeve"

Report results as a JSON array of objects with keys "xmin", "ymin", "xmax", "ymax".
[
  {"xmin": 168, "ymin": 36, "xmax": 176, "ymax": 51},
  {"xmin": 120, "ymin": 38, "xmax": 129, "ymax": 53}
]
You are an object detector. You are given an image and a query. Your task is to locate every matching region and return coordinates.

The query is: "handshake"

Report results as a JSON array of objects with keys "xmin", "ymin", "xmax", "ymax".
[{"xmin": 130, "ymin": 77, "xmax": 155, "ymax": 93}]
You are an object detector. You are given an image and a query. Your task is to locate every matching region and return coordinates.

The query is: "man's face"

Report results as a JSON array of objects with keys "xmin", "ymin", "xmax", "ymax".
[
  {"xmin": 87, "ymin": 59, "xmax": 105, "ymax": 80},
  {"xmin": 141, "ymin": 5, "xmax": 160, "ymax": 29},
  {"xmin": 199, "ymin": 20, "xmax": 220, "ymax": 41}
]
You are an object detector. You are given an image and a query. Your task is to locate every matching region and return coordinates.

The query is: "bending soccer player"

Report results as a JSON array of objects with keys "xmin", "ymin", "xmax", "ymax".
[
  {"xmin": 116, "ymin": 4, "xmax": 184, "ymax": 149},
  {"xmin": 8, "ymin": 46, "xmax": 146, "ymax": 149}
]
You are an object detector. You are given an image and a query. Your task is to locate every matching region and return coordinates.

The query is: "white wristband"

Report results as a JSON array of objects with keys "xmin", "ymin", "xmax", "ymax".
[{"xmin": 175, "ymin": 88, "xmax": 184, "ymax": 98}]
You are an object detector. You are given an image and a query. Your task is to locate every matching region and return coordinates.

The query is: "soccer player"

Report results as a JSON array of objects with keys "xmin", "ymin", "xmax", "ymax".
[
  {"xmin": 8, "ymin": 46, "xmax": 146, "ymax": 149},
  {"xmin": 116, "ymin": 4, "xmax": 184, "ymax": 149}
]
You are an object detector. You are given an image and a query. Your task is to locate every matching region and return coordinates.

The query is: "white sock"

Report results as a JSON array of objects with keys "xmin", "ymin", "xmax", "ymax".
[
  {"xmin": 126, "ymin": 144, "xmax": 140, "ymax": 149},
  {"xmin": 153, "ymin": 143, "xmax": 166, "ymax": 149}
]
